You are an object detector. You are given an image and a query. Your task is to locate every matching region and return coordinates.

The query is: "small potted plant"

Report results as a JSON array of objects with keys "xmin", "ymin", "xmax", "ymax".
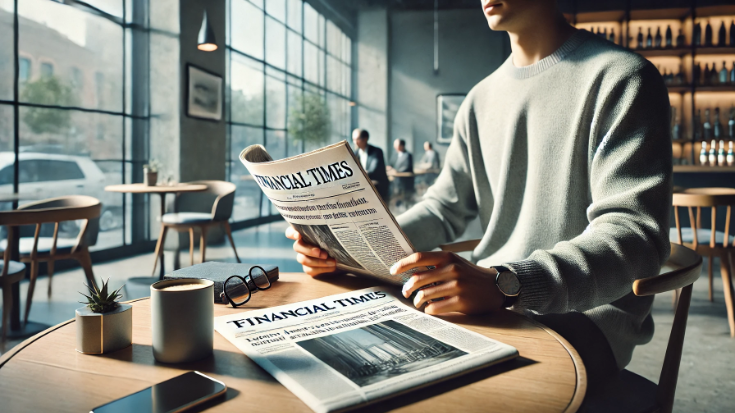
[
  {"xmin": 143, "ymin": 159, "xmax": 161, "ymax": 186},
  {"xmin": 76, "ymin": 279, "xmax": 132, "ymax": 355}
]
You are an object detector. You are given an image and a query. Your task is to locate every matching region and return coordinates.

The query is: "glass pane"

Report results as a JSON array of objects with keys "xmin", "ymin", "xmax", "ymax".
[
  {"xmin": 0, "ymin": 104, "xmax": 14, "ymax": 201},
  {"xmin": 327, "ymin": 21, "xmax": 340, "ymax": 57},
  {"xmin": 0, "ymin": 1, "xmax": 13, "ymax": 101},
  {"xmin": 265, "ymin": 17, "xmax": 286, "ymax": 70},
  {"xmin": 150, "ymin": 0, "xmax": 179, "ymax": 33},
  {"xmin": 343, "ymin": 34, "xmax": 351, "ymax": 64},
  {"xmin": 304, "ymin": 3, "xmax": 318, "ymax": 44},
  {"xmin": 86, "ymin": 0, "xmax": 124, "ymax": 18},
  {"xmin": 343, "ymin": 63, "xmax": 351, "ymax": 98},
  {"xmin": 231, "ymin": 0, "xmax": 264, "ymax": 60},
  {"xmin": 92, "ymin": 159, "xmax": 124, "ymax": 250},
  {"xmin": 287, "ymin": 30, "xmax": 302, "ymax": 77},
  {"xmin": 318, "ymin": 14, "xmax": 325, "ymax": 48},
  {"xmin": 327, "ymin": 55, "xmax": 340, "ymax": 93},
  {"xmin": 266, "ymin": 131, "xmax": 286, "ymax": 176},
  {"xmin": 304, "ymin": 41, "xmax": 318, "ymax": 85},
  {"xmin": 265, "ymin": 74, "xmax": 286, "ymax": 129},
  {"xmin": 266, "ymin": 0, "xmax": 285, "ymax": 23},
  {"xmin": 18, "ymin": 0, "xmax": 124, "ymax": 112},
  {"xmin": 327, "ymin": 93, "xmax": 340, "ymax": 143},
  {"xmin": 249, "ymin": 0, "xmax": 264, "ymax": 9},
  {"xmin": 287, "ymin": 0, "xmax": 302, "ymax": 33},
  {"xmin": 317, "ymin": 49, "xmax": 325, "ymax": 87},
  {"xmin": 230, "ymin": 125, "xmax": 263, "ymax": 221},
  {"xmin": 230, "ymin": 54, "xmax": 264, "ymax": 126}
]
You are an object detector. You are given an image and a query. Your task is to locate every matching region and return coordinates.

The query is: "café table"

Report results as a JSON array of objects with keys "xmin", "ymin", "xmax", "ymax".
[
  {"xmin": 104, "ymin": 183, "xmax": 207, "ymax": 278},
  {"xmin": 0, "ymin": 272, "xmax": 586, "ymax": 413}
]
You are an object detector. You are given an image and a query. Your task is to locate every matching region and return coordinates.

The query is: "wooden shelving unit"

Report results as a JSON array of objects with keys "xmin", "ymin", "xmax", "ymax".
[{"xmin": 570, "ymin": 1, "xmax": 735, "ymax": 168}]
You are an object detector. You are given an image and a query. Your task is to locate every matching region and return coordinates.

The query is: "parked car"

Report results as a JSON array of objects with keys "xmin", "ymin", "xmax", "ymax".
[{"xmin": 0, "ymin": 152, "xmax": 122, "ymax": 232}]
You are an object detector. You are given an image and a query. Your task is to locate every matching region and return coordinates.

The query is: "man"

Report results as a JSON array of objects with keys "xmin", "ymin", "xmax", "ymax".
[
  {"xmin": 351, "ymin": 128, "xmax": 390, "ymax": 202},
  {"xmin": 388, "ymin": 139, "xmax": 414, "ymax": 203},
  {"xmin": 418, "ymin": 141, "xmax": 441, "ymax": 186},
  {"xmin": 288, "ymin": 0, "xmax": 671, "ymax": 388}
]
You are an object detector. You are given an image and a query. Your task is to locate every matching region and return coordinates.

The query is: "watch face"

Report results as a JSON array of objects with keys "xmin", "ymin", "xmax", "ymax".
[{"xmin": 497, "ymin": 271, "xmax": 521, "ymax": 296}]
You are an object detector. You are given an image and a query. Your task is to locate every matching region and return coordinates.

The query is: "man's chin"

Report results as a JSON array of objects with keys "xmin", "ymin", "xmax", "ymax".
[{"xmin": 484, "ymin": 15, "xmax": 508, "ymax": 31}]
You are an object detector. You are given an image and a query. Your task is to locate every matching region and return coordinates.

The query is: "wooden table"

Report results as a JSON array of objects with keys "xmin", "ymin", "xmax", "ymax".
[
  {"xmin": 104, "ymin": 183, "xmax": 207, "ymax": 278},
  {"xmin": 0, "ymin": 273, "xmax": 586, "ymax": 413}
]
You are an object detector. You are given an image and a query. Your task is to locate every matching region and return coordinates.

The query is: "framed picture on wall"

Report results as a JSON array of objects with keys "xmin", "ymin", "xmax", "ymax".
[
  {"xmin": 186, "ymin": 64, "xmax": 223, "ymax": 121},
  {"xmin": 437, "ymin": 94, "xmax": 466, "ymax": 144}
]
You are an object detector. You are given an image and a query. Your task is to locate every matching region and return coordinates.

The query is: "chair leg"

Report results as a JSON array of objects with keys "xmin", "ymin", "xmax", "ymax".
[
  {"xmin": 720, "ymin": 252, "xmax": 735, "ymax": 338},
  {"xmin": 200, "ymin": 227, "xmax": 208, "ymax": 264},
  {"xmin": 152, "ymin": 225, "xmax": 168, "ymax": 276},
  {"xmin": 224, "ymin": 222, "xmax": 241, "ymax": 263},
  {"xmin": 47, "ymin": 260, "xmax": 55, "ymax": 298},
  {"xmin": 23, "ymin": 260, "xmax": 39, "ymax": 326},
  {"xmin": 672, "ymin": 288, "xmax": 680, "ymax": 310},
  {"xmin": 2, "ymin": 281, "xmax": 13, "ymax": 343},
  {"xmin": 77, "ymin": 247, "xmax": 98, "ymax": 291},
  {"xmin": 189, "ymin": 228, "xmax": 195, "ymax": 266},
  {"xmin": 708, "ymin": 255, "xmax": 714, "ymax": 302}
]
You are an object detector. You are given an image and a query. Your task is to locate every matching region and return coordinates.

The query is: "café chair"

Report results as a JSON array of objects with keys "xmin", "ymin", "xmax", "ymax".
[
  {"xmin": 0, "ymin": 220, "xmax": 26, "ymax": 343},
  {"xmin": 0, "ymin": 196, "xmax": 101, "ymax": 325},
  {"xmin": 439, "ymin": 239, "xmax": 702, "ymax": 413},
  {"xmin": 151, "ymin": 180, "xmax": 240, "ymax": 275},
  {"xmin": 670, "ymin": 187, "xmax": 735, "ymax": 336}
]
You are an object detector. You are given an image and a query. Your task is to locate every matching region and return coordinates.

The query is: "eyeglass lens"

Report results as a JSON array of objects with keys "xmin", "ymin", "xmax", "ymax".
[
  {"xmin": 225, "ymin": 277, "xmax": 251, "ymax": 306},
  {"xmin": 251, "ymin": 266, "xmax": 271, "ymax": 290}
]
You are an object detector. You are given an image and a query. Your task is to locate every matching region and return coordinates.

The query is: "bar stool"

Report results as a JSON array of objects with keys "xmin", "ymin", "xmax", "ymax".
[
  {"xmin": 0, "ymin": 223, "xmax": 26, "ymax": 343},
  {"xmin": 671, "ymin": 187, "xmax": 735, "ymax": 337}
]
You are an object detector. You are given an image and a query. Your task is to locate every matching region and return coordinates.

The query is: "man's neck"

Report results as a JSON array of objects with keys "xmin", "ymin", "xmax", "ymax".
[{"xmin": 508, "ymin": 17, "xmax": 577, "ymax": 67}]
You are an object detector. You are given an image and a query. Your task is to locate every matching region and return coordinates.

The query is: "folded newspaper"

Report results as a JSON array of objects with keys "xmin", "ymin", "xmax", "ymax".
[
  {"xmin": 214, "ymin": 287, "xmax": 518, "ymax": 413},
  {"xmin": 240, "ymin": 141, "xmax": 419, "ymax": 285}
]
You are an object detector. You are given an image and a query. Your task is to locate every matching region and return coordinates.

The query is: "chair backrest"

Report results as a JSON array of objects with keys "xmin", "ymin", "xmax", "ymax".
[
  {"xmin": 672, "ymin": 188, "xmax": 735, "ymax": 249},
  {"xmin": 174, "ymin": 180, "xmax": 236, "ymax": 221},
  {"xmin": 0, "ymin": 196, "xmax": 102, "ymax": 264},
  {"xmin": 439, "ymin": 238, "xmax": 702, "ymax": 413}
]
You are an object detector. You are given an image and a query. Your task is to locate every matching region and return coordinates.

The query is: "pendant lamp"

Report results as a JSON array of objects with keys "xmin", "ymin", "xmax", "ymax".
[{"xmin": 197, "ymin": 10, "xmax": 217, "ymax": 52}]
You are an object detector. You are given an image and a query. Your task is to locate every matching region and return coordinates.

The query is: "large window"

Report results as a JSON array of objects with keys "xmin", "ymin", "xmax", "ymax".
[
  {"xmin": 226, "ymin": 0, "xmax": 352, "ymax": 223},
  {"xmin": 0, "ymin": 0, "xmax": 156, "ymax": 251}
]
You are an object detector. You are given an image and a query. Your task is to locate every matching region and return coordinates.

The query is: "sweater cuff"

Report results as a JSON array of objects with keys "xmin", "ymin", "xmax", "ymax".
[{"xmin": 504, "ymin": 259, "xmax": 553, "ymax": 311}]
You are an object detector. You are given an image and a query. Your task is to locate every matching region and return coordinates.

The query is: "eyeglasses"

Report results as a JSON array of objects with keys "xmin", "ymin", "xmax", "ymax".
[{"xmin": 220, "ymin": 266, "xmax": 272, "ymax": 308}]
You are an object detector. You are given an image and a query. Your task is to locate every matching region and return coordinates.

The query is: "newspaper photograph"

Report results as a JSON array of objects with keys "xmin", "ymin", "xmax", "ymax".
[
  {"xmin": 214, "ymin": 287, "xmax": 519, "ymax": 413},
  {"xmin": 240, "ymin": 141, "xmax": 417, "ymax": 284}
]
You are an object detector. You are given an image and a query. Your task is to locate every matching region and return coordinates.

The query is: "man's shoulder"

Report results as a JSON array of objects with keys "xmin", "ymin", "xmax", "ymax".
[
  {"xmin": 368, "ymin": 144, "xmax": 384, "ymax": 156},
  {"xmin": 572, "ymin": 33, "xmax": 654, "ymax": 82}
]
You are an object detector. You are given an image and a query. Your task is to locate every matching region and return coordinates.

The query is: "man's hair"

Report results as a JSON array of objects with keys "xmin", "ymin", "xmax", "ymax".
[
  {"xmin": 354, "ymin": 128, "xmax": 369, "ymax": 139},
  {"xmin": 397, "ymin": 139, "xmax": 406, "ymax": 147},
  {"xmin": 425, "ymin": 142, "xmax": 433, "ymax": 149}
]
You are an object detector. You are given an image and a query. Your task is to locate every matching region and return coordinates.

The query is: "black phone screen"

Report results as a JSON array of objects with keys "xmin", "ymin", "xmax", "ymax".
[{"xmin": 91, "ymin": 371, "xmax": 226, "ymax": 413}]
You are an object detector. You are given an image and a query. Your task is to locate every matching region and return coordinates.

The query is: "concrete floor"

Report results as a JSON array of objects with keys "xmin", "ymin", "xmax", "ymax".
[{"xmin": 1, "ymin": 220, "xmax": 734, "ymax": 412}]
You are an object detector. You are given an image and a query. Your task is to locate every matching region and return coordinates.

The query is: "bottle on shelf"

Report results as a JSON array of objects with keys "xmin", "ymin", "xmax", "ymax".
[
  {"xmin": 714, "ymin": 107, "xmax": 722, "ymax": 139},
  {"xmin": 646, "ymin": 27, "xmax": 653, "ymax": 48},
  {"xmin": 731, "ymin": 20, "xmax": 735, "ymax": 46},
  {"xmin": 609, "ymin": 28, "xmax": 616, "ymax": 44},
  {"xmin": 719, "ymin": 22, "xmax": 727, "ymax": 47},
  {"xmin": 718, "ymin": 140, "xmax": 726, "ymax": 166},
  {"xmin": 675, "ymin": 28, "xmax": 685, "ymax": 48},
  {"xmin": 728, "ymin": 142, "xmax": 734, "ymax": 167},
  {"xmin": 694, "ymin": 62, "xmax": 702, "ymax": 85},
  {"xmin": 709, "ymin": 139, "xmax": 717, "ymax": 166},
  {"xmin": 720, "ymin": 62, "xmax": 728, "ymax": 84},
  {"xmin": 704, "ymin": 108, "xmax": 712, "ymax": 140},
  {"xmin": 731, "ymin": 61, "xmax": 735, "ymax": 84},
  {"xmin": 702, "ymin": 63, "xmax": 710, "ymax": 85},
  {"xmin": 729, "ymin": 106, "xmax": 735, "ymax": 139},
  {"xmin": 654, "ymin": 27, "xmax": 662, "ymax": 48},
  {"xmin": 704, "ymin": 20, "xmax": 713, "ymax": 46},
  {"xmin": 694, "ymin": 22, "xmax": 702, "ymax": 46},
  {"xmin": 636, "ymin": 27, "xmax": 643, "ymax": 49},
  {"xmin": 694, "ymin": 109, "xmax": 703, "ymax": 141},
  {"xmin": 671, "ymin": 106, "xmax": 681, "ymax": 141},
  {"xmin": 665, "ymin": 25, "xmax": 672, "ymax": 48},
  {"xmin": 674, "ymin": 65, "xmax": 684, "ymax": 85},
  {"xmin": 591, "ymin": 27, "xmax": 596, "ymax": 35},
  {"xmin": 711, "ymin": 63, "xmax": 720, "ymax": 85},
  {"xmin": 601, "ymin": 27, "xmax": 607, "ymax": 40},
  {"xmin": 700, "ymin": 140, "xmax": 708, "ymax": 165}
]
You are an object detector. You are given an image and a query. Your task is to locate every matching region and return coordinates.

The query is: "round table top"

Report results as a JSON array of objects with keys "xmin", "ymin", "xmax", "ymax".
[
  {"xmin": 0, "ymin": 193, "xmax": 36, "ymax": 203},
  {"xmin": 104, "ymin": 183, "xmax": 208, "ymax": 194},
  {"xmin": 0, "ymin": 273, "xmax": 586, "ymax": 413}
]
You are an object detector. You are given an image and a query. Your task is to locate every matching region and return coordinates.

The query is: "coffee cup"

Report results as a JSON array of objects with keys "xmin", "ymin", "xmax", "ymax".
[{"xmin": 151, "ymin": 279, "xmax": 214, "ymax": 363}]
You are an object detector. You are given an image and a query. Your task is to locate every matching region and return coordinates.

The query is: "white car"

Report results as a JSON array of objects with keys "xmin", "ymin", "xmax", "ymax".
[{"xmin": 0, "ymin": 152, "xmax": 122, "ymax": 232}]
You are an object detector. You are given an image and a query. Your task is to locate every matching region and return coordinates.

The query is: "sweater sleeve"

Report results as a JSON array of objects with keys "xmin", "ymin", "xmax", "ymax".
[
  {"xmin": 397, "ymin": 100, "xmax": 480, "ymax": 252},
  {"xmin": 509, "ymin": 62, "xmax": 672, "ymax": 314}
]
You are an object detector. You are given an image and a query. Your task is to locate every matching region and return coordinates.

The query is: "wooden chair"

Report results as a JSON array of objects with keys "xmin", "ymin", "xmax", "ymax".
[
  {"xmin": 439, "ymin": 239, "xmax": 702, "ymax": 413},
  {"xmin": 671, "ymin": 187, "xmax": 735, "ymax": 337},
  {"xmin": 151, "ymin": 180, "xmax": 240, "ymax": 275},
  {"xmin": 0, "ymin": 196, "xmax": 100, "ymax": 325},
  {"xmin": 0, "ymin": 221, "xmax": 26, "ymax": 343}
]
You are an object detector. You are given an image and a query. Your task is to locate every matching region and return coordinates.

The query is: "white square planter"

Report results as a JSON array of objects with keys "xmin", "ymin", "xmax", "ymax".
[{"xmin": 75, "ymin": 304, "xmax": 132, "ymax": 355}]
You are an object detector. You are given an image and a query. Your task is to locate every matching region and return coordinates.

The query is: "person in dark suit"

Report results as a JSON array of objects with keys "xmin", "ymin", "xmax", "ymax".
[
  {"xmin": 352, "ymin": 128, "xmax": 390, "ymax": 202},
  {"xmin": 389, "ymin": 139, "xmax": 414, "ymax": 202}
]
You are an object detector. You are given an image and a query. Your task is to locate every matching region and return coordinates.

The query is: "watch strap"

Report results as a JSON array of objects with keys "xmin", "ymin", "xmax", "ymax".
[{"xmin": 493, "ymin": 265, "xmax": 519, "ymax": 308}]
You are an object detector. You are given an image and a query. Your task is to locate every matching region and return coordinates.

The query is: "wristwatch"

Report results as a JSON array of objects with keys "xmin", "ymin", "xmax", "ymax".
[{"xmin": 492, "ymin": 265, "xmax": 522, "ymax": 308}]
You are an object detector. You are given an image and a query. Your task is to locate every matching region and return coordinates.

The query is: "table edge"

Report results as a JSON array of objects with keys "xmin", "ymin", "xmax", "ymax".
[{"xmin": 0, "ymin": 297, "xmax": 588, "ymax": 413}]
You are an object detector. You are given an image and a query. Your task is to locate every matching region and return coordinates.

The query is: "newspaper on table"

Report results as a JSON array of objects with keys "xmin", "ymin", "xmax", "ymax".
[
  {"xmin": 214, "ymin": 287, "xmax": 519, "ymax": 413},
  {"xmin": 240, "ymin": 141, "xmax": 417, "ymax": 285}
]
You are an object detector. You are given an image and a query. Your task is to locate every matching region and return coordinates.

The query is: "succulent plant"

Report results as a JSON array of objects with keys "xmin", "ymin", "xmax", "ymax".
[{"xmin": 79, "ymin": 278, "xmax": 124, "ymax": 313}]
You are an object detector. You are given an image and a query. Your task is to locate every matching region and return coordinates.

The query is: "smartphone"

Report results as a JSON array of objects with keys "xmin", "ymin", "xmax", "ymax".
[{"xmin": 90, "ymin": 371, "xmax": 226, "ymax": 413}]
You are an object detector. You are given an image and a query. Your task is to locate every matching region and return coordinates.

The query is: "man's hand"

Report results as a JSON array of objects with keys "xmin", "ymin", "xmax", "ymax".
[
  {"xmin": 391, "ymin": 252, "xmax": 505, "ymax": 315},
  {"xmin": 285, "ymin": 226, "xmax": 338, "ymax": 277}
]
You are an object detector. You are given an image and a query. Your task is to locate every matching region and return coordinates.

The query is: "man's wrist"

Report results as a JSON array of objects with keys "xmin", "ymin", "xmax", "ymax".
[{"xmin": 492, "ymin": 265, "xmax": 522, "ymax": 308}]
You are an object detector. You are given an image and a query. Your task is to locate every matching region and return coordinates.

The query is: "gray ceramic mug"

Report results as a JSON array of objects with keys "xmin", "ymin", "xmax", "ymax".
[{"xmin": 151, "ymin": 279, "xmax": 214, "ymax": 363}]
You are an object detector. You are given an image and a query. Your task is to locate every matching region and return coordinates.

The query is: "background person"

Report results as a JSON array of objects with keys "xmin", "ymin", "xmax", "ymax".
[
  {"xmin": 351, "ymin": 128, "xmax": 390, "ymax": 202},
  {"xmin": 417, "ymin": 141, "xmax": 441, "ymax": 186}
]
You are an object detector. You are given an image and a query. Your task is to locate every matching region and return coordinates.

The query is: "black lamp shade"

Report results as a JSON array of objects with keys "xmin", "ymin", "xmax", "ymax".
[{"xmin": 197, "ymin": 10, "xmax": 217, "ymax": 52}]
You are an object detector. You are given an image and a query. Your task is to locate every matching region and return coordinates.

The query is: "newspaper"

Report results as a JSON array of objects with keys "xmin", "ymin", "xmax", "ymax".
[
  {"xmin": 240, "ymin": 141, "xmax": 418, "ymax": 285},
  {"xmin": 214, "ymin": 287, "xmax": 519, "ymax": 413}
]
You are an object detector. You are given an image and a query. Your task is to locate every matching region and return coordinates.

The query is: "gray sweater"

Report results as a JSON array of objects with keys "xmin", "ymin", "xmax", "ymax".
[{"xmin": 397, "ymin": 30, "xmax": 672, "ymax": 369}]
